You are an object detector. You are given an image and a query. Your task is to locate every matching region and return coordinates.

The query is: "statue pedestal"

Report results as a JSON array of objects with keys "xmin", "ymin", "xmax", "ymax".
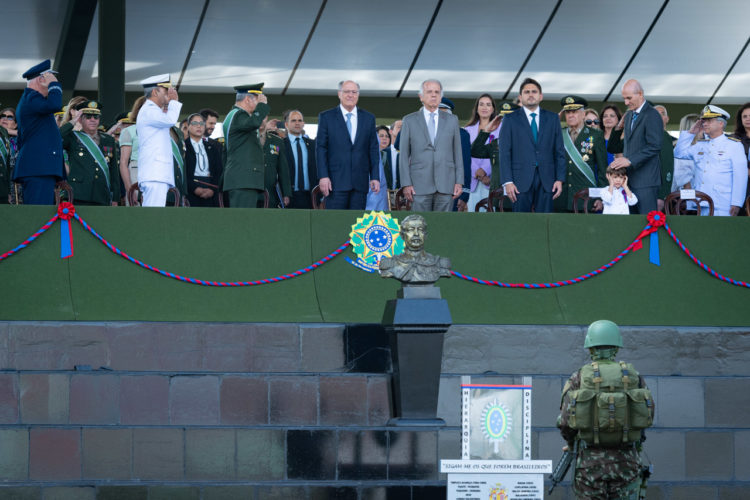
[{"xmin": 382, "ymin": 285, "xmax": 451, "ymax": 426}]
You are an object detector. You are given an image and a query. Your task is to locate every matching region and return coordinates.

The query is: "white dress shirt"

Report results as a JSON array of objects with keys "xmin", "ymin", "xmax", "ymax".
[
  {"xmin": 136, "ymin": 99, "xmax": 182, "ymax": 185},
  {"xmin": 340, "ymin": 105, "xmax": 357, "ymax": 142},
  {"xmin": 191, "ymin": 138, "xmax": 210, "ymax": 177}
]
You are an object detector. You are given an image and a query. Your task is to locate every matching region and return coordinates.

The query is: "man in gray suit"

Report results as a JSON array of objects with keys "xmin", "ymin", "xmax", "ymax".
[
  {"xmin": 609, "ymin": 79, "xmax": 662, "ymax": 213},
  {"xmin": 399, "ymin": 79, "xmax": 463, "ymax": 212}
]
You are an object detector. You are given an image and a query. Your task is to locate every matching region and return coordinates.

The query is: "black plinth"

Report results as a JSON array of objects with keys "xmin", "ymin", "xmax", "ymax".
[{"xmin": 382, "ymin": 286, "xmax": 451, "ymax": 426}]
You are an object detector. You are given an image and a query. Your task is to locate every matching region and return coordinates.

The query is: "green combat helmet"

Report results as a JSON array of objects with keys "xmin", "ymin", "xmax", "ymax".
[
  {"xmin": 584, "ymin": 320, "xmax": 622, "ymax": 361},
  {"xmin": 584, "ymin": 319, "xmax": 623, "ymax": 348}
]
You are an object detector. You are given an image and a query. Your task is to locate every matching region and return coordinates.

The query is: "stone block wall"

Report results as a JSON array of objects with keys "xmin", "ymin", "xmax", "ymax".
[{"xmin": 0, "ymin": 322, "xmax": 748, "ymax": 499}]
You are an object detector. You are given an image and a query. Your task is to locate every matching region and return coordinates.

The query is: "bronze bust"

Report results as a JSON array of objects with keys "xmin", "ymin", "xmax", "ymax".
[{"xmin": 379, "ymin": 214, "xmax": 451, "ymax": 285}]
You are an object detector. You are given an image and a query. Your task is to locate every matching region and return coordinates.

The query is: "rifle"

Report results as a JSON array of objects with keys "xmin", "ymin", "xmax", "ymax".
[
  {"xmin": 638, "ymin": 463, "xmax": 652, "ymax": 499},
  {"xmin": 548, "ymin": 440, "xmax": 577, "ymax": 495}
]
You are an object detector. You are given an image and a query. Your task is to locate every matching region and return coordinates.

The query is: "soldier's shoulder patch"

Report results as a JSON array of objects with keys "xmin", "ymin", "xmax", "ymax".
[{"xmin": 727, "ymin": 135, "xmax": 741, "ymax": 142}]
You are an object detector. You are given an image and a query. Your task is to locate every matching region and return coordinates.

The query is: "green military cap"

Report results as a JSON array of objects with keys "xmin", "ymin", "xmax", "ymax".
[
  {"xmin": 234, "ymin": 83, "xmax": 264, "ymax": 95},
  {"xmin": 76, "ymin": 100, "xmax": 102, "ymax": 115},
  {"xmin": 700, "ymin": 104, "xmax": 729, "ymax": 120},
  {"xmin": 560, "ymin": 95, "xmax": 588, "ymax": 111},
  {"xmin": 498, "ymin": 100, "xmax": 520, "ymax": 115}
]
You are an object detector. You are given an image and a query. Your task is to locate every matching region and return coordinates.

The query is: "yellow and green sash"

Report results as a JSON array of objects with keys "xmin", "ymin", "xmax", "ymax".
[
  {"xmin": 222, "ymin": 107, "xmax": 240, "ymax": 149},
  {"xmin": 562, "ymin": 130, "xmax": 596, "ymax": 187},
  {"xmin": 74, "ymin": 131, "xmax": 111, "ymax": 191}
]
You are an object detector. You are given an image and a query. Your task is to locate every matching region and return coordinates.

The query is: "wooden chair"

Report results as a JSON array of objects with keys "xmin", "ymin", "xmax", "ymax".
[
  {"xmin": 54, "ymin": 181, "xmax": 74, "ymax": 205},
  {"xmin": 393, "ymin": 187, "xmax": 412, "ymax": 211},
  {"xmin": 127, "ymin": 183, "xmax": 183, "ymax": 207},
  {"xmin": 664, "ymin": 190, "xmax": 714, "ymax": 216},
  {"xmin": 475, "ymin": 188, "xmax": 505, "ymax": 212},
  {"xmin": 311, "ymin": 184, "xmax": 326, "ymax": 209},
  {"xmin": 572, "ymin": 188, "xmax": 597, "ymax": 214}
]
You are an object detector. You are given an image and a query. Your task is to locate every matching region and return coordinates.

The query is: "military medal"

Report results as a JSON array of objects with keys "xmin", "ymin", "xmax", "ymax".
[{"xmin": 582, "ymin": 154, "xmax": 589, "ymax": 162}]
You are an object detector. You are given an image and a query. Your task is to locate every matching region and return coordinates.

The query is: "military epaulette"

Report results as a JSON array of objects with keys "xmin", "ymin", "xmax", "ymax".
[
  {"xmin": 727, "ymin": 135, "xmax": 741, "ymax": 142},
  {"xmin": 217, "ymin": 137, "xmax": 225, "ymax": 144}
]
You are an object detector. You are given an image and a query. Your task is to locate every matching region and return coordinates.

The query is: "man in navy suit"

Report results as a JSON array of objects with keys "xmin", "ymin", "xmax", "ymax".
[
  {"xmin": 13, "ymin": 59, "xmax": 65, "ymax": 205},
  {"xmin": 609, "ymin": 79, "xmax": 663, "ymax": 213},
  {"xmin": 315, "ymin": 80, "xmax": 380, "ymax": 210},
  {"xmin": 498, "ymin": 77, "xmax": 566, "ymax": 212}
]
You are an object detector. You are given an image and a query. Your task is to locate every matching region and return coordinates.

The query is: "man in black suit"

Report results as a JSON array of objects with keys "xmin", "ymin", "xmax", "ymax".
[
  {"xmin": 609, "ymin": 79, "xmax": 662, "ymax": 213},
  {"xmin": 283, "ymin": 109, "xmax": 317, "ymax": 209},
  {"xmin": 498, "ymin": 77, "xmax": 566, "ymax": 212},
  {"xmin": 184, "ymin": 112, "xmax": 223, "ymax": 207}
]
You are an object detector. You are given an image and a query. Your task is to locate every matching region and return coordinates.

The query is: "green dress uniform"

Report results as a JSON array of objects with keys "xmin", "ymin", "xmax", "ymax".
[
  {"xmin": 60, "ymin": 122, "xmax": 120, "ymax": 205},
  {"xmin": 558, "ymin": 125, "xmax": 607, "ymax": 212},
  {"xmin": 222, "ymin": 102, "xmax": 270, "ymax": 208},
  {"xmin": 0, "ymin": 127, "xmax": 11, "ymax": 204},
  {"xmin": 166, "ymin": 126, "xmax": 186, "ymax": 206},
  {"xmin": 470, "ymin": 130, "xmax": 501, "ymax": 190},
  {"xmin": 261, "ymin": 132, "xmax": 291, "ymax": 208}
]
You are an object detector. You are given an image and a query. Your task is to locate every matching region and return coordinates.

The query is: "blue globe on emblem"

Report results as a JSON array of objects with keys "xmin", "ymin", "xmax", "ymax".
[{"xmin": 365, "ymin": 225, "xmax": 392, "ymax": 252}]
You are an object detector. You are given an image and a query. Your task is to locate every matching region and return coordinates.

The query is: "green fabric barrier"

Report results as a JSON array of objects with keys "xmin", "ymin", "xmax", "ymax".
[{"xmin": 0, "ymin": 206, "xmax": 748, "ymax": 326}]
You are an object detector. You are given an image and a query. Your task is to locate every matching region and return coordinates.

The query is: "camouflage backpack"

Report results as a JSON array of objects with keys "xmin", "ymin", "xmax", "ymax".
[{"xmin": 565, "ymin": 360, "xmax": 654, "ymax": 447}]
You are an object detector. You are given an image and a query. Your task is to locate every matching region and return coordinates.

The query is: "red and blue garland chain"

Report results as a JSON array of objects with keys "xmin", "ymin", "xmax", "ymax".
[{"xmin": 0, "ymin": 203, "xmax": 747, "ymax": 289}]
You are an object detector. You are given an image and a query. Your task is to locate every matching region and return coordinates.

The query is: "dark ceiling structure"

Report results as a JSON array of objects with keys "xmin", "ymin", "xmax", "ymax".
[{"xmin": 3, "ymin": 0, "xmax": 749, "ymax": 106}]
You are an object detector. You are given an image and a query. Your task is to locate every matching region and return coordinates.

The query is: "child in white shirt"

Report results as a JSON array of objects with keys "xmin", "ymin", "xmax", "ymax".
[{"xmin": 601, "ymin": 166, "xmax": 638, "ymax": 214}]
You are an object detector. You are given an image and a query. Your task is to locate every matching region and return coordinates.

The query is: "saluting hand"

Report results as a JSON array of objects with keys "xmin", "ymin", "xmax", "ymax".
[
  {"xmin": 688, "ymin": 119, "xmax": 703, "ymax": 135},
  {"xmin": 257, "ymin": 94, "xmax": 268, "ymax": 104},
  {"xmin": 485, "ymin": 115, "xmax": 502, "ymax": 133},
  {"xmin": 167, "ymin": 87, "xmax": 179, "ymax": 102}
]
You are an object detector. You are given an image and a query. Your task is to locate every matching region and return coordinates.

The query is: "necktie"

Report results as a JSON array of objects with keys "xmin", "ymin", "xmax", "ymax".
[
  {"xmin": 622, "ymin": 188, "xmax": 628, "ymax": 203},
  {"xmin": 196, "ymin": 141, "xmax": 208, "ymax": 176},
  {"xmin": 295, "ymin": 137, "xmax": 305, "ymax": 191},
  {"xmin": 570, "ymin": 128, "xmax": 578, "ymax": 144},
  {"xmin": 346, "ymin": 113, "xmax": 353, "ymax": 142},
  {"xmin": 630, "ymin": 111, "xmax": 638, "ymax": 131},
  {"xmin": 530, "ymin": 112, "xmax": 538, "ymax": 143},
  {"xmin": 428, "ymin": 112, "xmax": 437, "ymax": 144}
]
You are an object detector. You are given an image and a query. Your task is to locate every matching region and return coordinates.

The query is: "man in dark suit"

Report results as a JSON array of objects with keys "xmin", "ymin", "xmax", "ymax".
[
  {"xmin": 498, "ymin": 77, "xmax": 566, "ymax": 213},
  {"xmin": 315, "ymin": 80, "xmax": 380, "ymax": 210},
  {"xmin": 283, "ymin": 109, "xmax": 317, "ymax": 209},
  {"xmin": 12, "ymin": 59, "xmax": 65, "ymax": 205},
  {"xmin": 609, "ymin": 79, "xmax": 662, "ymax": 213},
  {"xmin": 184, "ymin": 113, "xmax": 223, "ymax": 207}
]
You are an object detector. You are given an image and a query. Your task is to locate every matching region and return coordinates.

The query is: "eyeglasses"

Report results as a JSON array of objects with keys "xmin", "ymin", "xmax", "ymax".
[
  {"xmin": 585, "ymin": 119, "xmax": 600, "ymax": 125},
  {"xmin": 189, "ymin": 121, "xmax": 205, "ymax": 126},
  {"xmin": 0, "ymin": 114, "xmax": 15, "ymax": 120},
  {"xmin": 83, "ymin": 114, "xmax": 100, "ymax": 120}
]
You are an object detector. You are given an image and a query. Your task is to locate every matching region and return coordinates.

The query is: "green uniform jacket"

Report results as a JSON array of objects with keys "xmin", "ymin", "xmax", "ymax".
[
  {"xmin": 262, "ymin": 132, "xmax": 291, "ymax": 208},
  {"xmin": 470, "ymin": 130, "xmax": 501, "ymax": 190},
  {"xmin": 658, "ymin": 130, "xmax": 674, "ymax": 199},
  {"xmin": 0, "ymin": 128, "xmax": 10, "ymax": 204},
  {"xmin": 223, "ymin": 103, "xmax": 269, "ymax": 191},
  {"xmin": 167, "ymin": 126, "xmax": 186, "ymax": 206},
  {"xmin": 558, "ymin": 125, "xmax": 607, "ymax": 212},
  {"xmin": 60, "ymin": 123, "xmax": 120, "ymax": 205}
]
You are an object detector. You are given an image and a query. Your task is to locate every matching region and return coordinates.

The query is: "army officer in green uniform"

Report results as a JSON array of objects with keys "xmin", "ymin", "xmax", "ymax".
[
  {"xmin": 61, "ymin": 100, "xmax": 120, "ymax": 205},
  {"xmin": 222, "ymin": 83, "xmax": 269, "ymax": 208},
  {"xmin": 166, "ymin": 124, "xmax": 186, "ymax": 206},
  {"xmin": 0, "ymin": 124, "xmax": 11, "ymax": 203},
  {"xmin": 259, "ymin": 118, "xmax": 291, "ymax": 208},
  {"xmin": 557, "ymin": 95, "xmax": 607, "ymax": 212}
]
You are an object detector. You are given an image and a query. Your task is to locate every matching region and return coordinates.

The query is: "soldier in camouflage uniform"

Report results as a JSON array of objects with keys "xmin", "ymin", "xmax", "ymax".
[{"xmin": 558, "ymin": 320, "xmax": 654, "ymax": 499}]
